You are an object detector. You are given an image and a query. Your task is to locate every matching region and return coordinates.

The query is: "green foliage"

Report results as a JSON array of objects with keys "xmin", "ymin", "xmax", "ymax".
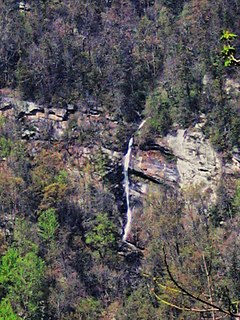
[
  {"xmin": 144, "ymin": 88, "xmax": 172, "ymax": 138},
  {"xmin": 93, "ymin": 150, "xmax": 109, "ymax": 179},
  {"xmin": 233, "ymin": 180, "xmax": 240, "ymax": 213},
  {"xmin": 224, "ymin": 57, "xmax": 234, "ymax": 68},
  {"xmin": 0, "ymin": 247, "xmax": 18, "ymax": 283},
  {"xmin": 74, "ymin": 297, "xmax": 102, "ymax": 320},
  {"xmin": 0, "ymin": 298, "xmax": 21, "ymax": 320},
  {"xmin": 117, "ymin": 286, "xmax": 160, "ymax": 320},
  {"xmin": 220, "ymin": 30, "xmax": 237, "ymax": 41},
  {"xmin": 55, "ymin": 170, "xmax": 68, "ymax": 184},
  {"xmin": 38, "ymin": 208, "xmax": 59, "ymax": 241},
  {"xmin": 0, "ymin": 247, "xmax": 45, "ymax": 319},
  {"xmin": 220, "ymin": 30, "xmax": 239, "ymax": 66},
  {"xmin": 209, "ymin": 103, "xmax": 240, "ymax": 151},
  {"xmin": 221, "ymin": 44, "xmax": 235, "ymax": 56},
  {"xmin": 85, "ymin": 213, "xmax": 117, "ymax": 258},
  {"xmin": 221, "ymin": 44, "xmax": 236, "ymax": 67},
  {"xmin": 13, "ymin": 219, "xmax": 38, "ymax": 256},
  {"xmin": 0, "ymin": 136, "xmax": 13, "ymax": 158},
  {"xmin": 0, "ymin": 215, "xmax": 45, "ymax": 319}
]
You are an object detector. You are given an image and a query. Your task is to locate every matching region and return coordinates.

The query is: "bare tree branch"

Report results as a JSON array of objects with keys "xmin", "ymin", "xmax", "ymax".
[{"xmin": 163, "ymin": 246, "xmax": 239, "ymax": 318}]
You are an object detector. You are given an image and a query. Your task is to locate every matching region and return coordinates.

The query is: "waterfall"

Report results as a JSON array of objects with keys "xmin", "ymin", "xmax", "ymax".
[
  {"xmin": 122, "ymin": 120, "xmax": 146, "ymax": 241},
  {"xmin": 122, "ymin": 137, "xmax": 133, "ymax": 241}
]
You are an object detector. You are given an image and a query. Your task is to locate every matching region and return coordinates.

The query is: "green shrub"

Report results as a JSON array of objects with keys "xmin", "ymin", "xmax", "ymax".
[
  {"xmin": 0, "ymin": 136, "xmax": 13, "ymax": 158},
  {"xmin": 38, "ymin": 208, "xmax": 59, "ymax": 242}
]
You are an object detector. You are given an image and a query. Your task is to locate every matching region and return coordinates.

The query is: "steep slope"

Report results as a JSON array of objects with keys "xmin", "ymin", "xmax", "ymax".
[{"xmin": 0, "ymin": 0, "xmax": 239, "ymax": 319}]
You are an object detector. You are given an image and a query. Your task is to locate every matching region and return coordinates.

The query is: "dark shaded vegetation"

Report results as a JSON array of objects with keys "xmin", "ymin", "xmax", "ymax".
[
  {"xmin": 0, "ymin": 0, "xmax": 239, "ymax": 319},
  {"xmin": 0, "ymin": 0, "xmax": 239, "ymax": 150}
]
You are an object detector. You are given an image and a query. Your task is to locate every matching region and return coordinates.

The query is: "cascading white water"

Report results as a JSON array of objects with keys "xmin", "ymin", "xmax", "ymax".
[
  {"xmin": 122, "ymin": 120, "xmax": 146, "ymax": 241},
  {"xmin": 122, "ymin": 137, "xmax": 134, "ymax": 241}
]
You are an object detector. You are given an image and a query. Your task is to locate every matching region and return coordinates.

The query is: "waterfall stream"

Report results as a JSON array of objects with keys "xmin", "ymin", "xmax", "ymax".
[
  {"xmin": 122, "ymin": 137, "xmax": 133, "ymax": 241},
  {"xmin": 122, "ymin": 120, "xmax": 146, "ymax": 241}
]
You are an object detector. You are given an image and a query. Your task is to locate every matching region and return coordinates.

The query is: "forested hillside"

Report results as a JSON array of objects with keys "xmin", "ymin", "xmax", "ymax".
[{"xmin": 0, "ymin": 0, "xmax": 239, "ymax": 319}]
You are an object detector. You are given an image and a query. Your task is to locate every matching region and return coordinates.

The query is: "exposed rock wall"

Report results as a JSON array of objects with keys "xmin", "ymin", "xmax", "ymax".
[
  {"xmin": 166, "ymin": 126, "xmax": 221, "ymax": 204},
  {"xmin": 128, "ymin": 117, "xmax": 239, "ymax": 244},
  {"xmin": 0, "ymin": 96, "xmax": 240, "ymax": 245},
  {"xmin": 0, "ymin": 97, "xmax": 71, "ymax": 140},
  {"xmin": 130, "ymin": 116, "xmax": 240, "ymax": 207},
  {"xmin": 0, "ymin": 96, "xmax": 239, "ymax": 191}
]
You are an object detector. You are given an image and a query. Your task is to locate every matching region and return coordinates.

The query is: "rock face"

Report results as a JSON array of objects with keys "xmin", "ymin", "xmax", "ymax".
[
  {"xmin": 0, "ymin": 97, "xmax": 121, "ymax": 143},
  {"xmin": 128, "ymin": 115, "xmax": 240, "ymax": 245},
  {"xmin": 0, "ymin": 97, "xmax": 70, "ymax": 140},
  {"xmin": 130, "ymin": 117, "xmax": 225, "ymax": 205},
  {"xmin": 131, "ymin": 147, "xmax": 179, "ymax": 186},
  {"xmin": 0, "ymin": 95, "xmax": 240, "ymax": 247},
  {"xmin": 166, "ymin": 127, "xmax": 221, "ymax": 203},
  {"xmin": 0, "ymin": 96, "xmax": 238, "ymax": 198},
  {"xmin": 0, "ymin": 97, "xmax": 44, "ymax": 116},
  {"xmin": 127, "ymin": 118, "xmax": 240, "ymax": 246}
]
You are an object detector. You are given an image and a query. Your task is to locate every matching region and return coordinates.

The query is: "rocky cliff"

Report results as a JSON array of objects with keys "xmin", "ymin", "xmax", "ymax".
[
  {"xmin": 0, "ymin": 94, "xmax": 239, "ymax": 244},
  {"xmin": 131, "ymin": 116, "xmax": 223, "ymax": 202}
]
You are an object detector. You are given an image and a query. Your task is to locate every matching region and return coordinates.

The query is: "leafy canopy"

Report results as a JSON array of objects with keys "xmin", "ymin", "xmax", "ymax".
[{"xmin": 38, "ymin": 208, "xmax": 59, "ymax": 241}]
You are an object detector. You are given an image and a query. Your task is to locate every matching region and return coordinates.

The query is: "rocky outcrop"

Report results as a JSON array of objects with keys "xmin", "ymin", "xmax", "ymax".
[
  {"xmin": 0, "ymin": 95, "xmax": 240, "ymax": 249},
  {"xmin": 130, "ymin": 116, "xmax": 239, "ymax": 207},
  {"xmin": 19, "ymin": 2, "xmax": 31, "ymax": 11},
  {"xmin": 1, "ymin": 96, "xmax": 238, "ymax": 197},
  {"xmin": 131, "ymin": 147, "xmax": 179, "ymax": 186},
  {"xmin": 0, "ymin": 98, "xmax": 44, "ymax": 117},
  {"xmin": 0, "ymin": 98, "xmax": 79, "ymax": 140},
  {"xmin": 0, "ymin": 97, "xmax": 122, "ymax": 144},
  {"xmin": 166, "ymin": 126, "xmax": 221, "ymax": 204},
  {"xmin": 127, "ymin": 117, "xmax": 240, "ymax": 246}
]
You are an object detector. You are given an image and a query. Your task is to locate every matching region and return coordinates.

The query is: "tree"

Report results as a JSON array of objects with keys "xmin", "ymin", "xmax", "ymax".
[
  {"xmin": 0, "ymin": 298, "xmax": 21, "ymax": 320},
  {"xmin": 85, "ymin": 212, "xmax": 118, "ymax": 259},
  {"xmin": 140, "ymin": 184, "xmax": 240, "ymax": 319},
  {"xmin": 233, "ymin": 181, "xmax": 240, "ymax": 212},
  {"xmin": 0, "ymin": 247, "xmax": 45, "ymax": 319},
  {"xmin": 117, "ymin": 285, "xmax": 161, "ymax": 320},
  {"xmin": 38, "ymin": 208, "xmax": 59, "ymax": 242},
  {"xmin": 220, "ymin": 30, "xmax": 240, "ymax": 66},
  {"xmin": 71, "ymin": 297, "xmax": 102, "ymax": 320},
  {"xmin": 145, "ymin": 247, "xmax": 240, "ymax": 319}
]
